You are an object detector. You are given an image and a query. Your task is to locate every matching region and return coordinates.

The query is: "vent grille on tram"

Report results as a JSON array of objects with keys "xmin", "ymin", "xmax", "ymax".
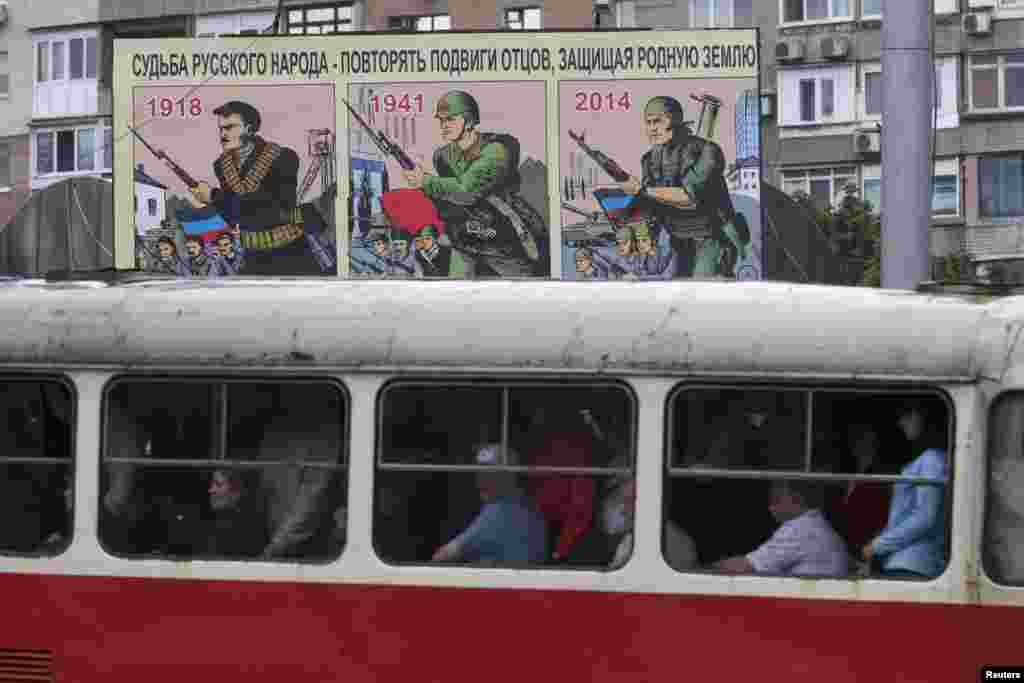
[{"xmin": 0, "ymin": 649, "xmax": 54, "ymax": 683}]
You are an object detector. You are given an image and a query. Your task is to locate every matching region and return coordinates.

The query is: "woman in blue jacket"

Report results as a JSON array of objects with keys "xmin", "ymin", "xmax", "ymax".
[{"xmin": 863, "ymin": 400, "xmax": 949, "ymax": 579}]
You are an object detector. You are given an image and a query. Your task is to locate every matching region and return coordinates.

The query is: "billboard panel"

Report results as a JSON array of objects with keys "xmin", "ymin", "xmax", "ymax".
[{"xmin": 113, "ymin": 30, "xmax": 759, "ymax": 279}]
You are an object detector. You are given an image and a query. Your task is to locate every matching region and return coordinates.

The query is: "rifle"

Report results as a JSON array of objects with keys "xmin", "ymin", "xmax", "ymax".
[
  {"xmin": 343, "ymin": 100, "xmax": 416, "ymax": 171},
  {"xmin": 130, "ymin": 126, "xmax": 199, "ymax": 189},
  {"xmin": 567, "ymin": 130, "xmax": 631, "ymax": 183}
]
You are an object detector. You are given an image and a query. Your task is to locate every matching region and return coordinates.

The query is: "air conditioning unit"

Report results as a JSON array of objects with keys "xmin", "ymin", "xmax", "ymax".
[
  {"xmin": 0, "ymin": 2, "xmax": 8, "ymax": 26},
  {"xmin": 963, "ymin": 12, "xmax": 992, "ymax": 36},
  {"xmin": 775, "ymin": 38, "xmax": 806, "ymax": 63},
  {"xmin": 820, "ymin": 35, "xmax": 850, "ymax": 60},
  {"xmin": 854, "ymin": 130, "xmax": 881, "ymax": 155},
  {"xmin": 967, "ymin": 0, "xmax": 995, "ymax": 8}
]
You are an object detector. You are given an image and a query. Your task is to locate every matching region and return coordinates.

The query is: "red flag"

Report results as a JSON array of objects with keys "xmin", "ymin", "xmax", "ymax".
[{"xmin": 380, "ymin": 189, "xmax": 446, "ymax": 238}]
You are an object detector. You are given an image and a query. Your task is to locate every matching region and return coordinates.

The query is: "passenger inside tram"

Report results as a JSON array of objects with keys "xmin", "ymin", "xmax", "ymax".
[
  {"xmin": 206, "ymin": 469, "xmax": 268, "ymax": 558},
  {"xmin": 711, "ymin": 479, "xmax": 849, "ymax": 577},
  {"xmin": 665, "ymin": 389, "xmax": 951, "ymax": 580},
  {"xmin": 431, "ymin": 443, "xmax": 548, "ymax": 565}
]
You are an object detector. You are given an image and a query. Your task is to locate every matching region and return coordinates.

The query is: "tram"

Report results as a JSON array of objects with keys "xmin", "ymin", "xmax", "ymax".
[{"xmin": 0, "ymin": 277, "xmax": 1021, "ymax": 682}]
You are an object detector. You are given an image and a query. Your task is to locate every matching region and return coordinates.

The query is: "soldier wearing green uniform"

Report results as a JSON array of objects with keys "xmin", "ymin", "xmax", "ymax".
[
  {"xmin": 402, "ymin": 91, "xmax": 548, "ymax": 277},
  {"xmin": 619, "ymin": 96, "xmax": 750, "ymax": 278}
]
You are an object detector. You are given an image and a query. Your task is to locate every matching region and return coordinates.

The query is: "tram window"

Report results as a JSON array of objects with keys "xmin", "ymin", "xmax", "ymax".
[
  {"xmin": 374, "ymin": 381, "xmax": 635, "ymax": 569},
  {"xmin": 0, "ymin": 380, "xmax": 73, "ymax": 556},
  {"xmin": 985, "ymin": 393, "xmax": 1024, "ymax": 585},
  {"xmin": 665, "ymin": 386, "xmax": 951, "ymax": 580},
  {"xmin": 100, "ymin": 379, "xmax": 348, "ymax": 563}
]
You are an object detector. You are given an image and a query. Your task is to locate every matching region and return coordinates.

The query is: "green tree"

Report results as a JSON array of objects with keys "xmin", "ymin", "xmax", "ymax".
[{"xmin": 789, "ymin": 183, "xmax": 880, "ymax": 286}]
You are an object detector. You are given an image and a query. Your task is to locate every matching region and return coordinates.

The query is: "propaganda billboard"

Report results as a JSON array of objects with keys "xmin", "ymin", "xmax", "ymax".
[{"xmin": 113, "ymin": 30, "xmax": 760, "ymax": 280}]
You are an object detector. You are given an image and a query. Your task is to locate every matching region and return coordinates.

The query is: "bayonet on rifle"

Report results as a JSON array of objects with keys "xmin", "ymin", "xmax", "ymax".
[
  {"xmin": 129, "ymin": 126, "xmax": 199, "ymax": 189},
  {"xmin": 343, "ymin": 99, "xmax": 416, "ymax": 171}
]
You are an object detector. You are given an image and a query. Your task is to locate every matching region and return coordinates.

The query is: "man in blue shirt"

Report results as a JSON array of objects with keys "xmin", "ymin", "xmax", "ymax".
[{"xmin": 432, "ymin": 444, "xmax": 547, "ymax": 565}]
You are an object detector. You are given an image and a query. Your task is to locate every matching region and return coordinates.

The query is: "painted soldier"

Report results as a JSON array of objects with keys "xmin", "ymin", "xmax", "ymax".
[
  {"xmin": 210, "ymin": 230, "xmax": 244, "ymax": 276},
  {"xmin": 402, "ymin": 91, "xmax": 548, "ymax": 277},
  {"xmin": 632, "ymin": 221, "xmax": 678, "ymax": 280},
  {"xmin": 184, "ymin": 235, "xmax": 213, "ymax": 277},
  {"xmin": 351, "ymin": 227, "xmax": 415, "ymax": 276},
  {"xmin": 574, "ymin": 246, "xmax": 609, "ymax": 280},
  {"xmin": 188, "ymin": 100, "xmax": 329, "ymax": 276},
  {"xmin": 619, "ymin": 96, "xmax": 749, "ymax": 278},
  {"xmin": 592, "ymin": 224, "xmax": 638, "ymax": 279},
  {"xmin": 154, "ymin": 237, "xmax": 189, "ymax": 276},
  {"xmin": 380, "ymin": 188, "xmax": 468, "ymax": 278}
]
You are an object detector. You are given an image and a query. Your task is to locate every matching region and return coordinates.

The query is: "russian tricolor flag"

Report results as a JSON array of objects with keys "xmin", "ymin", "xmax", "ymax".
[
  {"xmin": 593, "ymin": 188, "xmax": 647, "ymax": 225},
  {"xmin": 175, "ymin": 205, "xmax": 229, "ymax": 241}
]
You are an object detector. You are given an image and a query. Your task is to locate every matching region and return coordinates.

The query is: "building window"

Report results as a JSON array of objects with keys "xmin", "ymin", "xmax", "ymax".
[
  {"xmin": 861, "ymin": 59, "xmax": 958, "ymax": 128},
  {"xmin": 505, "ymin": 7, "xmax": 542, "ymax": 29},
  {"xmin": 667, "ymin": 386, "xmax": 950, "ymax": 580},
  {"xmin": 37, "ymin": 43, "xmax": 49, "ymax": 83},
  {"xmin": 980, "ymin": 153, "xmax": 1024, "ymax": 220},
  {"xmin": 0, "ymin": 379, "xmax": 75, "ymax": 557},
  {"xmin": 388, "ymin": 14, "xmax": 451, "ymax": 31},
  {"xmin": 861, "ymin": 159, "xmax": 961, "ymax": 217},
  {"xmin": 969, "ymin": 52, "xmax": 1024, "ymax": 112},
  {"xmin": 147, "ymin": 198, "xmax": 158, "ymax": 216},
  {"xmin": 594, "ymin": 0, "xmax": 613, "ymax": 27},
  {"xmin": 0, "ymin": 143, "xmax": 10, "ymax": 189},
  {"xmin": 862, "ymin": 0, "xmax": 882, "ymax": 16},
  {"xmin": 375, "ymin": 381, "xmax": 635, "ymax": 569},
  {"xmin": 781, "ymin": 166, "xmax": 857, "ymax": 208},
  {"xmin": 864, "ymin": 71, "xmax": 882, "ymax": 116},
  {"xmin": 100, "ymin": 379, "xmax": 349, "ymax": 562},
  {"xmin": 781, "ymin": 0, "xmax": 852, "ymax": 24},
  {"xmin": 35, "ymin": 35, "xmax": 98, "ymax": 84},
  {"xmin": 690, "ymin": 0, "xmax": 755, "ymax": 27},
  {"xmin": 779, "ymin": 66, "xmax": 853, "ymax": 126},
  {"xmin": 35, "ymin": 126, "xmax": 111, "ymax": 177},
  {"xmin": 0, "ymin": 51, "xmax": 8, "ymax": 98},
  {"xmin": 287, "ymin": 3, "xmax": 354, "ymax": 34},
  {"xmin": 196, "ymin": 11, "xmax": 276, "ymax": 37}
]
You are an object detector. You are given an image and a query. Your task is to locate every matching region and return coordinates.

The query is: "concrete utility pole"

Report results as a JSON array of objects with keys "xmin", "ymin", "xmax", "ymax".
[{"xmin": 881, "ymin": 0, "xmax": 933, "ymax": 289}]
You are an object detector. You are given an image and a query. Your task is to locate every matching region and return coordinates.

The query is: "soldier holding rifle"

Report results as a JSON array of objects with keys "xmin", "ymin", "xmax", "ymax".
[
  {"xmin": 352, "ymin": 91, "xmax": 548, "ymax": 277},
  {"xmin": 135, "ymin": 100, "xmax": 328, "ymax": 276}
]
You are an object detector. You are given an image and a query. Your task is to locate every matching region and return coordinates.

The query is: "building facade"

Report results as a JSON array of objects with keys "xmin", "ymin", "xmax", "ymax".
[{"xmin": 1, "ymin": 0, "xmax": 1022, "ymax": 281}]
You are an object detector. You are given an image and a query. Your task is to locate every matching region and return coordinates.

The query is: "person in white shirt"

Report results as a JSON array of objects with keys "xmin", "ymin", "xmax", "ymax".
[
  {"xmin": 712, "ymin": 479, "xmax": 849, "ymax": 578},
  {"xmin": 608, "ymin": 479, "xmax": 698, "ymax": 571}
]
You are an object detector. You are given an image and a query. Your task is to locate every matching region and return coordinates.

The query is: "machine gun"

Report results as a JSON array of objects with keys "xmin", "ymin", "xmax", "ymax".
[
  {"xmin": 130, "ymin": 126, "xmax": 199, "ymax": 189},
  {"xmin": 343, "ymin": 100, "xmax": 416, "ymax": 171},
  {"xmin": 567, "ymin": 129, "xmax": 631, "ymax": 183}
]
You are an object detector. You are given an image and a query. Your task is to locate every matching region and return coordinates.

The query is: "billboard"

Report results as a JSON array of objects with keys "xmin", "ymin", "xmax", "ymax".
[{"xmin": 113, "ymin": 30, "xmax": 760, "ymax": 279}]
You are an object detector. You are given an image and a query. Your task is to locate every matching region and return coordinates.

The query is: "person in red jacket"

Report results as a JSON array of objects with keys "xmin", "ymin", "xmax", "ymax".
[
  {"xmin": 828, "ymin": 421, "xmax": 893, "ymax": 557},
  {"xmin": 523, "ymin": 403, "xmax": 600, "ymax": 564}
]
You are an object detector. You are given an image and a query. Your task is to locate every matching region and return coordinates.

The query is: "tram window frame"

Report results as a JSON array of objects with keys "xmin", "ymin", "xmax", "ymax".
[
  {"xmin": 983, "ymin": 391, "xmax": 1024, "ymax": 586},
  {"xmin": 663, "ymin": 384, "xmax": 954, "ymax": 580},
  {"xmin": 373, "ymin": 378, "xmax": 637, "ymax": 571},
  {"xmin": 98, "ymin": 376, "xmax": 349, "ymax": 564},
  {"xmin": 0, "ymin": 376, "xmax": 76, "ymax": 558}
]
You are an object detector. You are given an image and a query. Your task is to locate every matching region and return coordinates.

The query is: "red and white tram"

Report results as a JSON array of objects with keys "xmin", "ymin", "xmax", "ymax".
[{"xmin": 0, "ymin": 278, "xmax": 1022, "ymax": 681}]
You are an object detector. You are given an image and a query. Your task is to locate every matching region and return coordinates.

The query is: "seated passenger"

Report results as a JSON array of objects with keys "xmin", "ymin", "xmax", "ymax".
[
  {"xmin": 712, "ymin": 480, "xmax": 849, "ymax": 578},
  {"xmin": 608, "ymin": 479, "xmax": 697, "ymax": 571},
  {"xmin": 827, "ymin": 421, "xmax": 892, "ymax": 557},
  {"xmin": 206, "ymin": 469, "xmax": 267, "ymax": 558},
  {"xmin": 524, "ymin": 405, "xmax": 599, "ymax": 563},
  {"xmin": 432, "ymin": 444, "xmax": 547, "ymax": 565},
  {"xmin": 862, "ymin": 401, "xmax": 948, "ymax": 579}
]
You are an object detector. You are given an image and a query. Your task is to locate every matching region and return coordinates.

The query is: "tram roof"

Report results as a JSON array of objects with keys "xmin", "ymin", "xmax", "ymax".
[{"xmin": 0, "ymin": 278, "xmax": 1012, "ymax": 381}]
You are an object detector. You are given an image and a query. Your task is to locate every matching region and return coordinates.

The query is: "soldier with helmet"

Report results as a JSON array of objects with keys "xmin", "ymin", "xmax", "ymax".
[
  {"xmin": 401, "ymin": 90, "xmax": 549, "ymax": 277},
  {"xmin": 619, "ymin": 95, "xmax": 749, "ymax": 278}
]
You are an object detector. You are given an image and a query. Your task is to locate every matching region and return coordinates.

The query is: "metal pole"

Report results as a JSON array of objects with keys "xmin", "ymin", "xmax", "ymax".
[{"xmin": 881, "ymin": 0, "xmax": 933, "ymax": 289}]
